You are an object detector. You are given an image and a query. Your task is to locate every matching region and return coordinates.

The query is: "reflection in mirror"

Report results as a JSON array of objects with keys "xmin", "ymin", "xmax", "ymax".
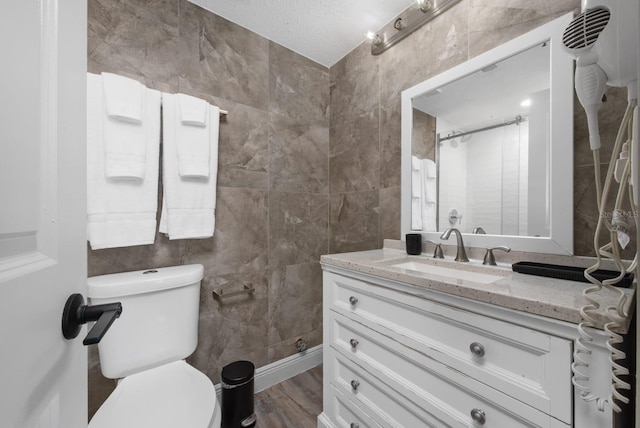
[
  {"xmin": 401, "ymin": 14, "xmax": 574, "ymax": 254},
  {"xmin": 411, "ymin": 109, "xmax": 437, "ymax": 231},
  {"xmin": 413, "ymin": 44, "xmax": 550, "ymax": 237}
]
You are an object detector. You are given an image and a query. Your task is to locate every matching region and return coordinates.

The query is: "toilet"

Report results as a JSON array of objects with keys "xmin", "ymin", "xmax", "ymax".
[{"xmin": 87, "ymin": 264, "xmax": 221, "ymax": 428}]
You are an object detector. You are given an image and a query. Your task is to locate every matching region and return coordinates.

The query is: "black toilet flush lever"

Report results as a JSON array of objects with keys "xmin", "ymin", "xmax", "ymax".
[{"xmin": 62, "ymin": 294, "xmax": 122, "ymax": 345}]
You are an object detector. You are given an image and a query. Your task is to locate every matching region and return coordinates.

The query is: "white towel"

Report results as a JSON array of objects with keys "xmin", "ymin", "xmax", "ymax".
[
  {"xmin": 411, "ymin": 157, "xmax": 437, "ymax": 231},
  {"xmin": 178, "ymin": 93, "xmax": 208, "ymax": 126},
  {"xmin": 102, "ymin": 72, "xmax": 143, "ymax": 122},
  {"xmin": 421, "ymin": 202, "xmax": 437, "ymax": 232},
  {"xmin": 423, "ymin": 159, "xmax": 437, "ymax": 203},
  {"xmin": 411, "ymin": 198, "xmax": 423, "ymax": 230},
  {"xmin": 160, "ymin": 93, "xmax": 219, "ymax": 240},
  {"xmin": 423, "ymin": 158, "xmax": 436, "ymax": 178},
  {"xmin": 411, "ymin": 156, "xmax": 423, "ymax": 230},
  {"xmin": 411, "ymin": 156, "xmax": 422, "ymax": 198},
  {"xmin": 175, "ymin": 94, "xmax": 219, "ymax": 178},
  {"xmin": 421, "ymin": 158, "xmax": 437, "ymax": 230},
  {"xmin": 102, "ymin": 73, "xmax": 147, "ymax": 178},
  {"xmin": 87, "ymin": 73, "xmax": 161, "ymax": 249}
]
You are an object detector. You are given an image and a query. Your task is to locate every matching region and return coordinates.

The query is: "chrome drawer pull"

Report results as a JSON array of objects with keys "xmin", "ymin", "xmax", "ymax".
[
  {"xmin": 350, "ymin": 338, "xmax": 359, "ymax": 349},
  {"xmin": 350, "ymin": 379, "xmax": 360, "ymax": 390},
  {"xmin": 470, "ymin": 342, "xmax": 485, "ymax": 357},
  {"xmin": 349, "ymin": 296, "xmax": 358, "ymax": 305},
  {"xmin": 350, "ymin": 423, "xmax": 360, "ymax": 428},
  {"xmin": 471, "ymin": 408, "xmax": 486, "ymax": 425}
]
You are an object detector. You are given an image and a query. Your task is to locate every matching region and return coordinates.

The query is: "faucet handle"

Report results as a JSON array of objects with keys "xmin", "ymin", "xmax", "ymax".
[
  {"xmin": 426, "ymin": 240, "xmax": 444, "ymax": 259},
  {"xmin": 483, "ymin": 246, "xmax": 511, "ymax": 266}
]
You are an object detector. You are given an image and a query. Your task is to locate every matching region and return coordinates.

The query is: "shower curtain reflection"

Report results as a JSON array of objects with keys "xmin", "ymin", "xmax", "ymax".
[{"xmin": 436, "ymin": 110, "xmax": 549, "ymax": 237}]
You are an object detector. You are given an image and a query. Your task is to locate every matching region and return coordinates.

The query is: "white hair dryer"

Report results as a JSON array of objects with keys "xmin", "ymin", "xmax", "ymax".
[
  {"xmin": 562, "ymin": 0, "xmax": 638, "ymax": 149},
  {"xmin": 562, "ymin": 0, "xmax": 639, "ymax": 414}
]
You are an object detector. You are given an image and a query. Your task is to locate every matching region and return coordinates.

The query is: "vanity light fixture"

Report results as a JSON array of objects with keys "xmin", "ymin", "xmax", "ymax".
[
  {"xmin": 366, "ymin": 31, "xmax": 383, "ymax": 46},
  {"xmin": 370, "ymin": 0, "xmax": 462, "ymax": 55}
]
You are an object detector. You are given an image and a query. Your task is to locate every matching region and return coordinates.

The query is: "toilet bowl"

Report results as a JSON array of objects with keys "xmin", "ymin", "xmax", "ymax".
[
  {"xmin": 89, "ymin": 361, "xmax": 221, "ymax": 428},
  {"xmin": 87, "ymin": 264, "xmax": 221, "ymax": 428}
]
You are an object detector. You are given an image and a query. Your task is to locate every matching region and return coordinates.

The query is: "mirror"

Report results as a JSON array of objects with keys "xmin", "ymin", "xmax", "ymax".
[
  {"xmin": 401, "ymin": 14, "xmax": 574, "ymax": 254},
  {"xmin": 417, "ymin": 45, "xmax": 550, "ymax": 236}
]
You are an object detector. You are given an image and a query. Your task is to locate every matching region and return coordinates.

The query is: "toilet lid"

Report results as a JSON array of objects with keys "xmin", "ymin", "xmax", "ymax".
[{"xmin": 89, "ymin": 360, "xmax": 219, "ymax": 428}]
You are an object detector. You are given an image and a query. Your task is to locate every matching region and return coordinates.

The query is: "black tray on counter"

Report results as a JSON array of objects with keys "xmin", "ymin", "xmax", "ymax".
[{"xmin": 511, "ymin": 261, "xmax": 634, "ymax": 288}]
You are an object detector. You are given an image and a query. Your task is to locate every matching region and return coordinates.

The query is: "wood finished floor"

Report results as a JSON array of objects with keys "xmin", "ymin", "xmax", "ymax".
[{"xmin": 253, "ymin": 365, "xmax": 323, "ymax": 428}]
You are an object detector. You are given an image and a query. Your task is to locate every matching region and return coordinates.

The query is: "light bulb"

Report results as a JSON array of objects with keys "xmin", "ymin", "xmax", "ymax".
[
  {"xmin": 365, "ymin": 31, "xmax": 382, "ymax": 46},
  {"xmin": 394, "ymin": 18, "xmax": 407, "ymax": 31},
  {"xmin": 416, "ymin": 0, "xmax": 432, "ymax": 13}
]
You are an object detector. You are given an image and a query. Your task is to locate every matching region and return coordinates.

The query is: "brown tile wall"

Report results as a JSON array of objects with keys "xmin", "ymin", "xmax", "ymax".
[
  {"xmin": 87, "ymin": 0, "xmax": 328, "ymax": 417},
  {"xmin": 328, "ymin": 0, "xmax": 632, "ymax": 257}
]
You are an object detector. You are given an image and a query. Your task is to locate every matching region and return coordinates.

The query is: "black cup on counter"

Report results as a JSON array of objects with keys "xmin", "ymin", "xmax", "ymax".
[{"xmin": 405, "ymin": 233, "xmax": 422, "ymax": 255}]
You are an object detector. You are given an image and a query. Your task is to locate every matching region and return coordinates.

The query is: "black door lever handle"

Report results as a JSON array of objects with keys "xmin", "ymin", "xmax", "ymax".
[{"xmin": 62, "ymin": 294, "xmax": 122, "ymax": 345}]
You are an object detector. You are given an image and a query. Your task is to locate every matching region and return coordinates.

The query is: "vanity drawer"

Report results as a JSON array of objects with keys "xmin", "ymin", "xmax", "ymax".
[
  {"xmin": 329, "ymin": 348, "xmax": 456, "ymax": 427},
  {"xmin": 325, "ymin": 271, "xmax": 572, "ymax": 423},
  {"xmin": 329, "ymin": 386, "xmax": 382, "ymax": 428},
  {"xmin": 329, "ymin": 345, "xmax": 569, "ymax": 428}
]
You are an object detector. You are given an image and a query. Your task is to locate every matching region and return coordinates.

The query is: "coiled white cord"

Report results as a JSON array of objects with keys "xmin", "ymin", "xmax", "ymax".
[{"xmin": 571, "ymin": 102, "xmax": 636, "ymax": 413}]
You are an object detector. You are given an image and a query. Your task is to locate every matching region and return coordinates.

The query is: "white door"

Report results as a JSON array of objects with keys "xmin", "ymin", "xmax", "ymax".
[{"xmin": 0, "ymin": 1, "xmax": 88, "ymax": 427}]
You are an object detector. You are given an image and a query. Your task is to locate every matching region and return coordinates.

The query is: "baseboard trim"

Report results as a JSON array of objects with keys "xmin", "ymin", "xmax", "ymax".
[
  {"xmin": 214, "ymin": 344, "xmax": 323, "ymax": 399},
  {"xmin": 317, "ymin": 413, "xmax": 334, "ymax": 428}
]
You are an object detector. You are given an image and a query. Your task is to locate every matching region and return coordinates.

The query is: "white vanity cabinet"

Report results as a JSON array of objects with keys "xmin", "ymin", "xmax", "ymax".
[{"xmin": 318, "ymin": 266, "xmax": 622, "ymax": 428}]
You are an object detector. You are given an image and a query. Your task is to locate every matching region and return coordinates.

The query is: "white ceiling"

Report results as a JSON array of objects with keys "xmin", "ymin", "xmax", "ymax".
[{"xmin": 188, "ymin": 0, "xmax": 415, "ymax": 67}]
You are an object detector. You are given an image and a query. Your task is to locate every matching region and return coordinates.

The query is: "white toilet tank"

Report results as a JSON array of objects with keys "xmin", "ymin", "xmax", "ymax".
[{"xmin": 87, "ymin": 264, "xmax": 204, "ymax": 379}]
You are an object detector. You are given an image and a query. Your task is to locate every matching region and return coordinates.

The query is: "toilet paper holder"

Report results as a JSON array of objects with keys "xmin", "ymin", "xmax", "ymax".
[{"xmin": 212, "ymin": 284, "xmax": 255, "ymax": 301}]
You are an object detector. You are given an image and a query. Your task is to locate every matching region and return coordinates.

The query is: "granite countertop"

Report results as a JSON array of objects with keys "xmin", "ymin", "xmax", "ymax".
[{"xmin": 321, "ymin": 247, "xmax": 636, "ymax": 333}]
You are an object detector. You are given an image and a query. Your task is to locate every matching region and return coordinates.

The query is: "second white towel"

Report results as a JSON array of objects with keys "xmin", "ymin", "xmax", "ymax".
[
  {"xmin": 160, "ymin": 93, "xmax": 219, "ymax": 240},
  {"xmin": 411, "ymin": 156, "xmax": 437, "ymax": 231}
]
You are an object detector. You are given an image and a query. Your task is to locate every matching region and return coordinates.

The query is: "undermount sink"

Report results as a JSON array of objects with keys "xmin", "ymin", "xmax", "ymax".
[{"xmin": 388, "ymin": 260, "xmax": 508, "ymax": 285}]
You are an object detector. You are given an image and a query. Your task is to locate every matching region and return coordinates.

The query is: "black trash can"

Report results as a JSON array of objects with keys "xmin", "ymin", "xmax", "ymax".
[{"xmin": 221, "ymin": 360, "xmax": 256, "ymax": 428}]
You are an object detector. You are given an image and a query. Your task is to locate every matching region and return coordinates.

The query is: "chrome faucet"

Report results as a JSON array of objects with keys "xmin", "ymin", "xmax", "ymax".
[
  {"xmin": 473, "ymin": 227, "xmax": 486, "ymax": 234},
  {"xmin": 426, "ymin": 240, "xmax": 444, "ymax": 259},
  {"xmin": 440, "ymin": 228, "xmax": 469, "ymax": 262}
]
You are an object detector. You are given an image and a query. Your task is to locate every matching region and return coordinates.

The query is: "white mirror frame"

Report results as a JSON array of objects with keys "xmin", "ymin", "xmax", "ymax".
[{"xmin": 401, "ymin": 13, "xmax": 574, "ymax": 255}]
